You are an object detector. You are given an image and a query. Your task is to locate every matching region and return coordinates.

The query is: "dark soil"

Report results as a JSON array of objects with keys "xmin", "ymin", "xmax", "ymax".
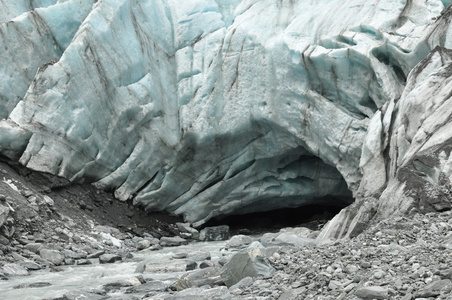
[{"xmin": 0, "ymin": 155, "xmax": 183, "ymax": 242}]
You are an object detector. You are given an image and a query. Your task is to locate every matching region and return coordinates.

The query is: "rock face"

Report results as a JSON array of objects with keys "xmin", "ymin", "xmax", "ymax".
[
  {"xmin": 1, "ymin": 0, "xmax": 452, "ymax": 229},
  {"xmin": 220, "ymin": 247, "xmax": 275, "ymax": 287}
]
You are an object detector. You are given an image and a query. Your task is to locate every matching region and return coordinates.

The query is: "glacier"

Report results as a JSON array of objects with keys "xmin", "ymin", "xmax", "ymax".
[{"xmin": 1, "ymin": 0, "xmax": 452, "ymax": 231}]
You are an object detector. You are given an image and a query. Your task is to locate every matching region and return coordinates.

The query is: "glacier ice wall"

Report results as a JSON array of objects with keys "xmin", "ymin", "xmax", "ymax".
[{"xmin": 1, "ymin": 0, "xmax": 452, "ymax": 226}]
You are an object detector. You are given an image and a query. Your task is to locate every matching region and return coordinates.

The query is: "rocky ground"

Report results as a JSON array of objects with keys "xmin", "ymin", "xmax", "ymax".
[
  {"xmin": 0, "ymin": 155, "xmax": 187, "ymax": 277},
  {"xmin": 107, "ymin": 210, "xmax": 451, "ymax": 300},
  {"xmin": 1, "ymin": 155, "xmax": 452, "ymax": 300}
]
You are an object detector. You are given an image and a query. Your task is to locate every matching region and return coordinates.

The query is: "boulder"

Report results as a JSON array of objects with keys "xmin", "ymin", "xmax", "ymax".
[
  {"xmin": 76, "ymin": 259, "xmax": 92, "ymax": 265},
  {"xmin": 229, "ymin": 276, "xmax": 253, "ymax": 292},
  {"xmin": 0, "ymin": 205, "xmax": 9, "ymax": 228},
  {"xmin": 172, "ymin": 267, "xmax": 223, "ymax": 291},
  {"xmin": 61, "ymin": 291, "xmax": 107, "ymax": 300},
  {"xmin": 220, "ymin": 247, "xmax": 275, "ymax": 287},
  {"xmin": 415, "ymin": 279, "xmax": 452, "ymax": 298},
  {"xmin": 177, "ymin": 223, "xmax": 200, "ymax": 239},
  {"xmin": 2, "ymin": 263, "xmax": 29, "ymax": 276},
  {"xmin": 39, "ymin": 249, "xmax": 65, "ymax": 266},
  {"xmin": 99, "ymin": 254, "xmax": 122, "ymax": 264},
  {"xmin": 25, "ymin": 243, "xmax": 43, "ymax": 253},
  {"xmin": 226, "ymin": 235, "xmax": 252, "ymax": 249},
  {"xmin": 136, "ymin": 239, "xmax": 151, "ymax": 250},
  {"xmin": 186, "ymin": 251, "xmax": 211, "ymax": 261},
  {"xmin": 62, "ymin": 249, "xmax": 87, "ymax": 259},
  {"xmin": 199, "ymin": 261, "xmax": 216, "ymax": 269},
  {"xmin": 125, "ymin": 281, "xmax": 167, "ymax": 294},
  {"xmin": 185, "ymin": 260, "xmax": 197, "ymax": 271},
  {"xmin": 102, "ymin": 276, "xmax": 145, "ymax": 292},
  {"xmin": 18, "ymin": 260, "xmax": 42, "ymax": 271},
  {"xmin": 86, "ymin": 250, "xmax": 105, "ymax": 259},
  {"xmin": 199, "ymin": 226, "xmax": 230, "ymax": 241}
]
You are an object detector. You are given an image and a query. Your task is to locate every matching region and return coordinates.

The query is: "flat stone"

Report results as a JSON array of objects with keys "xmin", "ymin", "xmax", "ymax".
[
  {"xmin": 136, "ymin": 260, "xmax": 190, "ymax": 273},
  {"xmin": 99, "ymin": 254, "xmax": 122, "ymax": 264},
  {"xmin": 186, "ymin": 251, "xmax": 211, "ymax": 261},
  {"xmin": 87, "ymin": 250, "xmax": 105, "ymax": 259},
  {"xmin": 62, "ymin": 249, "xmax": 86, "ymax": 259},
  {"xmin": 160, "ymin": 236, "xmax": 188, "ymax": 247},
  {"xmin": 125, "ymin": 280, "xmax": 167, "ymax": 294},
  {"xmin": 14, "ymin": 282, "xmax": 52, "ymax": 289},
  {"xmin": 61, "ymin": 291, "xmax": 107, "ymax": 300},
  {"xmin": 172, "ymin": 252, "xmax": 188, "ymax": 259},
  {"xmin": 355, "ymin": 286, "xmax": 389, "ymax": 299},
  {"xmin": 18, "ymin": 260, "xmax": 42, "ymax": 271},
  {"xmin": 76, "ymin": 259, "xmax": 92, "ymax": 265}
]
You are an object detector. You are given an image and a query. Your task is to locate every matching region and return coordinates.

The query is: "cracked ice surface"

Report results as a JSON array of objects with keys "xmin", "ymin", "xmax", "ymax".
[{"xmin": 1, "ymin": 0, "xmax": 452, "ymax": 224}]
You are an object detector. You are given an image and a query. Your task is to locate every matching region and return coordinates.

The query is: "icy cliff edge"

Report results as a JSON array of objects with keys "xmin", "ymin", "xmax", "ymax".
[{"xmin": 1, "ymin": 0, "xmax": 452, "ymax": 228}]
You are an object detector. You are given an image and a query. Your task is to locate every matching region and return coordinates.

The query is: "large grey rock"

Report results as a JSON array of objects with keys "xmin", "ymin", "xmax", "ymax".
[
  {"xmin": 226, "ymin": 235, "xmax": 252, "ymax": 249},
  {"xmin": 355, "ymin": 286, "xmax": 389, "ymax": 300},
  {"xmin": 61, "ymin": 291, "xmax": 107, "ymax": 300},
  {"xmin": 172, "ymin": 267, "xmax": 223, "ymax": 291},
  {"xmin": 229, "ymin": 276, "xmax": 253, "ymax": 292},
  {"xmin": 25, "ymin": 242, "xmax": 44, "ymax": 254},
  {"xmin": 317, "ymin": 199, "xmax": 378, "ymax": 240},
  {"xmin": 220, "ymin": 248, "xmax": 275, "ymax": 287},
  {"xmin": 177, "ymin": 223, "xmax": 199, "ymax": 239},
  {"xmin": 2, "ymin": 263, "xmax": 29, "ymax": 276},
  {"xmin": 136, "ymin": 239, "xmax": 152, "ymax": 250},
  {"xmin": 199, "ymin": 226, "xmax": 230, "ymax": 241},
  {"xmin": 39, "ymin": 249, "xmax": 65, "ymax": 266},
  {"xmin": 99, "ymin": 254, "xmax": 122, "ymax": 264},
  {"xmin": 415, "ymin": 279, "xmax": 452, "ymax": 298},
  {"xmin": 125, "ymin": 281, "xmax": 167, "ymax": 294},
  {"xmin": 136, "ymin": 260, "xmax": 191, "ymax": 273},
  {"xmin": 62, "ymin": 249, "xmax": 87, "ymax": 259},
  {"xmin": 0, "ymin": 205, "xmax": 9, "ymax": 228},
  {"xmin": 186, "ymin": 251, "xmax": 211, "ymax": 261},
  {"xmin": 18, "ymin": 260, "xmax": 42, "ymax": 271},
  {"xmin": 102, "ymin": 276, "xmax": 145, "ymax": 292}
]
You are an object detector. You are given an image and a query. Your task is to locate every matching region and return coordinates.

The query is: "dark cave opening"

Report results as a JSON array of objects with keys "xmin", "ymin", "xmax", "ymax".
[{"xmin": 202, "ymin": 203, "xmax": 347, "ymax": 235}]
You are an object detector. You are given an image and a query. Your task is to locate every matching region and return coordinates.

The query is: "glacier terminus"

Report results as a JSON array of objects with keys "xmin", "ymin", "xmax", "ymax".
[{"xmin": 1, "ymin": 0, "xmax": 452, "ymax": 235}]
